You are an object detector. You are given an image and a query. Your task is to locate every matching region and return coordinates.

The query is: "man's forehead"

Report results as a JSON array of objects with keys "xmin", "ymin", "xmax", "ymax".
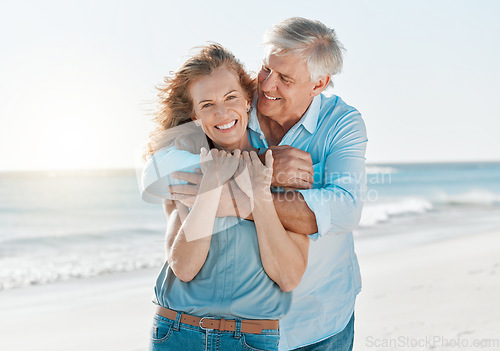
[{"xmin": 264, "ymin": 53, "xmax": 309, "ymax": 77}]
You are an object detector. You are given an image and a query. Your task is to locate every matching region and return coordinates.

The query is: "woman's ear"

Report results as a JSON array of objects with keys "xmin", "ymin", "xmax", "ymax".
[{"xmin": 191, "ymin": 114, "xmax": 202, "ymax": 126}]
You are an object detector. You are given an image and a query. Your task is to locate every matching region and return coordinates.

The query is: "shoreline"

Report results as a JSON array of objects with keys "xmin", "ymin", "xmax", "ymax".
[{"xmin": 1, "ymin": 229, "xmax": 499, "ymax": 351}]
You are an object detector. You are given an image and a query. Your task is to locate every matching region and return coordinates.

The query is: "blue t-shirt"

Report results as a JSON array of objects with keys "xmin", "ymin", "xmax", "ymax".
[{"xmin": 154, "ymin": 217, "xmax": 291, "ymax": 319}]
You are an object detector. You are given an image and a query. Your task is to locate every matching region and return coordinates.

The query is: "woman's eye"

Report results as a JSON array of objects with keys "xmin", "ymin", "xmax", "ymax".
[
  {"xmin": 201, "ymin": 103, "xmax": 212, "ymax": 109},
  {"xmin": 226, "ymin": 95, "xmax": 237, "ymax": 100}
]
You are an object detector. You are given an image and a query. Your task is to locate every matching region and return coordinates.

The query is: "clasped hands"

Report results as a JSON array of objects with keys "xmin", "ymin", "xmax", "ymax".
[{"xmin": 169, "ymin": 145, "xmax": 314, "ymax": 218}]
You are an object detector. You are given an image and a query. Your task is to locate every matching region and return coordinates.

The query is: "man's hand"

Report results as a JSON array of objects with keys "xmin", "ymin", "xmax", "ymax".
[
  {"xmin": 261, "ymin": 145, "xmax": 314, "ymax": 189},
  {"xmin": 170, "ymin": 169, "xmax": 252, "ymax": 218}
]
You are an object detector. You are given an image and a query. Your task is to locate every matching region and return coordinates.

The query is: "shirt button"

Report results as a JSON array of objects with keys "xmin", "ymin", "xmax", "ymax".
[{"xmin": 260, "ymin": 135, "xmax": 264, "ymax": 140}]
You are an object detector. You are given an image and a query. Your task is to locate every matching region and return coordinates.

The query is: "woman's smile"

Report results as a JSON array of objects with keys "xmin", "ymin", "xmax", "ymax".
[{"xmin": 215, "ymin": 119, "xmax": 237, "ymax": 130}]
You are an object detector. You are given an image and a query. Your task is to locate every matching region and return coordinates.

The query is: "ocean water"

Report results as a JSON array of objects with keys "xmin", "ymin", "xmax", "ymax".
[
  {"xmin": 1, "ymin": 162, "xmax": 500, "ymax": 291},
  {"xmin": 357, "ymin": 162, "xmax": 500, "ymax": 253},
  {"xmin": 0, "ymin": 170, "xmax": 166, "ymax": 291}
]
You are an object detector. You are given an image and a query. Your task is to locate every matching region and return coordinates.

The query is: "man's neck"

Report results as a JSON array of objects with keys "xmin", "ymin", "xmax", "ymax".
[
  {"xmin": 257, "ymin": 102, "xmax": 313, "ymax": 147},
  {"xmin": 257, "ymin": 114, "xmax": 293, "ymax": 146}
]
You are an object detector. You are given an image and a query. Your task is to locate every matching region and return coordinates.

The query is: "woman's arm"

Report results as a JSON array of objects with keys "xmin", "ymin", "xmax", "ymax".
[
  {"xmin": 163, "ymin": 199, "xmax": 212, "ymax": 282},
  {"xmin": 238, "ymin": 151, "xmax": 310, "ymax": 292},
  {"xmin": 165, "ymin": 148, "xmax": 240, "ymax": 282}
]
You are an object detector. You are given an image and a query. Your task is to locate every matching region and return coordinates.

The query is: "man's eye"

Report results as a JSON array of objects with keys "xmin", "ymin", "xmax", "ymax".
[
  {"xmin": 262, "ymin": 66, "xmax": 271, "ymax": 72},
  {"xmin": 280, "ymin": 76, "xmax": 291, "ymax": 83}
]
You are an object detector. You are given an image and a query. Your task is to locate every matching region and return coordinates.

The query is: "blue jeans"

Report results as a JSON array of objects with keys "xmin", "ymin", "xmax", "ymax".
[
  {"xmin": 291, "ymin": 313, "xmax": 354, "ymax": 351},
  {"xmin": 149, "ymin": 313, "xmax": 280, "ymax": 351}
]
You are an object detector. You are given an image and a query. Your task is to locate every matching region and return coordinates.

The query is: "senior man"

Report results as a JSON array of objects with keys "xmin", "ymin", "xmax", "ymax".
[{"xmin": 143, "ymin": 17, "xmax": 367, "ymax": 351}]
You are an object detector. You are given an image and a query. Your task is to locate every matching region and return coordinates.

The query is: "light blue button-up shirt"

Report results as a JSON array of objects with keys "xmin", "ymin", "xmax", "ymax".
[
  {"xmin": 247, "ymin": 94, "xmax": 367, "ymax": 349},
  {"xmin": 141, "ymin": 93, "xmax": 367, "ymax": 349}
]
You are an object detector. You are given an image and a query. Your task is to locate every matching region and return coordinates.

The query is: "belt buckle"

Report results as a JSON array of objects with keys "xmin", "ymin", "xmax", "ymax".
[{"xmin": 199, "ymin": 317, "xmax": 215, "ymax": 331}]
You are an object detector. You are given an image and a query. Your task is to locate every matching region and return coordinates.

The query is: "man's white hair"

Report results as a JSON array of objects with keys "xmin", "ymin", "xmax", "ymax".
[{"xmin": 263, "ymin": 17, "xmax": 345, "ymax": 88}]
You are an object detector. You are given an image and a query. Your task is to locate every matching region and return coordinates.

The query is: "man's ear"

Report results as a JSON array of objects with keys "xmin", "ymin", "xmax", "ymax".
[{"xmin": 311, "ymin": 75, "xmax": 331, "ymax": 97}]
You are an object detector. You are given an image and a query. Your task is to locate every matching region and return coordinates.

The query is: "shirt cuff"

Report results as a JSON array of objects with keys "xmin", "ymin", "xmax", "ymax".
[
  {"xmin": 141, "ymin": 148, "xmax": 200, "ymax": 203},
  {"xmin": 296, "ymin": 188, "xmax": 331, "ymax": 241}
]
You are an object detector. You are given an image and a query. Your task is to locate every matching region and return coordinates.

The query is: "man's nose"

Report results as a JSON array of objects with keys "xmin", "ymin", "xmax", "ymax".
[{"xmin": 261, "ymin": 71, "xmax": 277, "ymax": 92}]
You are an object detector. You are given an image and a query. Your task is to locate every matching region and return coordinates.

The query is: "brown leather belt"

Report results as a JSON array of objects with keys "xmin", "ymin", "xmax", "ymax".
[{"xmin": 155, "ymin": 306, "xmax": 279, "ymax": 335}]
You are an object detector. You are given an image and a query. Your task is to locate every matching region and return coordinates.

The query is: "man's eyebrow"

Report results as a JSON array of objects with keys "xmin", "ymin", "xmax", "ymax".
[
  {"xmin": 279, "ymin": 72, "xmax": 294, "ymax": 81},
  {"xmin": 262, "ymin": 63, "xmax": 294, "ymax": 81}
]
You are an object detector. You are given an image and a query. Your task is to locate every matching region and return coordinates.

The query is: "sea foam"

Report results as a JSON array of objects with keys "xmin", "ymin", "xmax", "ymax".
[{"xmin": 359, "ymin": 198, "xmax": 434, "ymax": 227}]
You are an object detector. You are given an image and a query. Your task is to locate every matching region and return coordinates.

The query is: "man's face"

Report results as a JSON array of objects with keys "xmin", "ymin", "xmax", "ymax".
[{"xmin": 257, "ymin": 53, "xmax": 317, "ymax": 122}]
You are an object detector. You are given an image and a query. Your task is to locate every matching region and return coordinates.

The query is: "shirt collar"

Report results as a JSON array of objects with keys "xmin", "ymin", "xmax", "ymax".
[
  {"xmin": 248, "ymin": 94, "xmax": 322, "ymax": 135},
  {"xmin": 297, "ymin": 95, "xmax": 321, "ymax": 134},
  {"xmin": 248, "ymin": 96, "xmax": 262, "ymax": 135}
]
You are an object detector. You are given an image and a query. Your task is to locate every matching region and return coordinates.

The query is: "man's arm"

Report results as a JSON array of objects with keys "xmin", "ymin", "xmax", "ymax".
[
  {"xmin": 141, "ymin": 147, "xmax": 201, "ymax": 202},
  {"xmin": 272, "ymin": 192, "xmax": 318, "ymax": 235},
  {"xmin": 167, "ymin": 145, "xmax": 318, "ymax": 234},
  {"xmin": 169, "ymin": 170, "xmax": 317, "ymax": 234},
  {"xmin": 295, "ymin": 112, "xmax": 367, "ymax": 239}
]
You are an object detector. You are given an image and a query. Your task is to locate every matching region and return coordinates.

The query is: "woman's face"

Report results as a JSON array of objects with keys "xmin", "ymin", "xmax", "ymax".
[{"xmin": 190, "ymin": 68, "xmax": 251, "ymax": 151}]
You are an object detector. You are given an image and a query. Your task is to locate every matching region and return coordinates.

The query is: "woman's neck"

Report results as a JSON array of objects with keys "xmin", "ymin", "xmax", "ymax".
[{"xmin": 211, "ymin": 136, "xmax": 258, "ymax": 153}]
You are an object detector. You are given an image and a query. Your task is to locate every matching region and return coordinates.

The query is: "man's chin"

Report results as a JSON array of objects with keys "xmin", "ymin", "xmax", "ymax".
[{"xmin": 257, "ymin": 100, "xmax": 278, "ymax": 117}]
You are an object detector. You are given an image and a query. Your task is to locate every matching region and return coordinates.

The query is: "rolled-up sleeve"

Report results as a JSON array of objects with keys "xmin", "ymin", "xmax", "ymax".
[
  {"xmin": 141, "ymin": 147, "xmax": 200, "ymax": 203},
  {"xmin": 297, "ymin": 113, "xmax": 367, "ymax": 240}
]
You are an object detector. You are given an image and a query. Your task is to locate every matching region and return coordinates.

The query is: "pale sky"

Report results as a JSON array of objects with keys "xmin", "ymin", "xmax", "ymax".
[{"xmin": 1, "ymin": 0, "xmax": 499, "ymax": 171}]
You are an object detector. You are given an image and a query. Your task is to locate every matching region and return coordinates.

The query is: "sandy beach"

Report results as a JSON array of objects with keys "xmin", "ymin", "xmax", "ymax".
[
  {"xmin": 354, "ymin": 229, "xmax": 500, "ymax": 351},
  {"xmin": 0, "ymin": 268, "xmax": 159, "ymax": 351},
  {"xmin": 1, "ymin": 229, "xmax": 499, "ymax": 351}
]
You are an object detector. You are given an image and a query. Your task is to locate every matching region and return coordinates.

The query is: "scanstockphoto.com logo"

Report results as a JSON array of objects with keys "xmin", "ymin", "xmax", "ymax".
[{"xmin": 365, "ymin": 335, "xmax": 500, "ymax": 349}]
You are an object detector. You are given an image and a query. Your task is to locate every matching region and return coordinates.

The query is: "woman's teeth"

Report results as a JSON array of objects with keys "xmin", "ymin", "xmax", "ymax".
[{"xmin": 215, "ymin": 120, "xmax": 237, "ymax": 130}]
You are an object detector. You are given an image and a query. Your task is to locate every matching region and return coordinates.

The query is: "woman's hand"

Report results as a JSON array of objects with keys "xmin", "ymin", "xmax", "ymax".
[
  {"xmin": 240, "ymin": 150, "xmax": 273, "ymax": 199},
  {"xmin": 199, "ymin": 147, "xmax": 241, "ymax": 187}
]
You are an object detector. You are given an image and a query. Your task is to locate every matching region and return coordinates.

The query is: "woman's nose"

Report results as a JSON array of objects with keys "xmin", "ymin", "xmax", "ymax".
[{"xmin": 215, "ymin": 104, "xmax": 228, "ymax": 117}]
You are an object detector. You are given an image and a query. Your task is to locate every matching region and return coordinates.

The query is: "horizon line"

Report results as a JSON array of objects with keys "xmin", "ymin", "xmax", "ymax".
[{"xmin": 1, "ymin": 159, "xmax": 500, "ymax": 175}]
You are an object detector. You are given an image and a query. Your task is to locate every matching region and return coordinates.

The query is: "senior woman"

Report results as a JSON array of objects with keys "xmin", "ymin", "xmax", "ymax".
[{"xmin": 142, "ymin": 44, "xmax": 309, "ymax": 351}]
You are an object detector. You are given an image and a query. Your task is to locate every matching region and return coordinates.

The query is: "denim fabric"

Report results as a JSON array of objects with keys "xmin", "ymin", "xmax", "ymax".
[
  {"xmin": 149, "ymin": 314, "xmax": 280, "ymax": 351},
  {"xmin": 291, "ymin": 313, "xmax": 354, "ymax": 351}
]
